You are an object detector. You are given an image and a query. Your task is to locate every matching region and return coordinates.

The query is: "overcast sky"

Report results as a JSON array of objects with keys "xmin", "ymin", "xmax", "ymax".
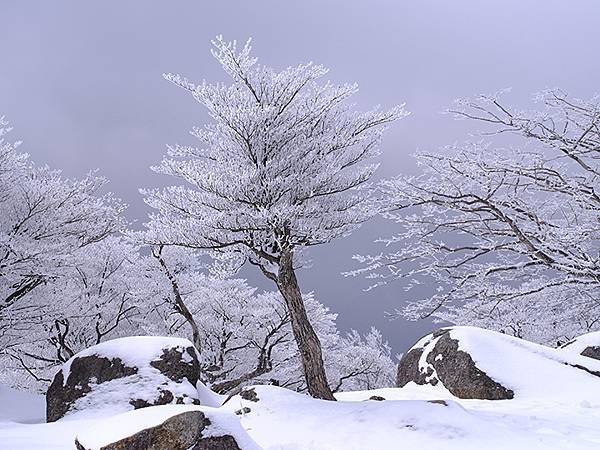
[{"xmin": 2, "ymin": 1, "xmax": 600, "ymax": 353}]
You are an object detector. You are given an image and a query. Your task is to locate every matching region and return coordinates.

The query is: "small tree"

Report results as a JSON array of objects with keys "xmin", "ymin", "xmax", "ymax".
[
  {"xmin": 353, "ymin": 89, "xmax": 600, "ymax": 345},
  {"xmin": 141, "ymin": 37, "xmax": 405, "ymax": 399}
]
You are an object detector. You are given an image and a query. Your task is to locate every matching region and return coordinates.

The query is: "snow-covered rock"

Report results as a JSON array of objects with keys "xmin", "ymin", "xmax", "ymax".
[
  {"xmin": 6, "ymin": 329, "xmax": 600, "ymax": 449},
  {"xmin": 46, "ymin": 336, "xmax": 202, "ymax": 422},
  {"xmin": 396, "ymin": 327, "xmax": 514, "ymax": 399},
  {"xmin": 4, "ymin": 382, "xmax": 600, "ymax": 449},
  {"xmin": 397, "ymin": 326, "xmax": 600, "ymax": 400},
  {"xmin": 74, "ymin": 405, "xmax": 261, "ymax": 450},
  {"xmin": 560, "ymin": 331, "xmax": 600, "ymax": 360}
]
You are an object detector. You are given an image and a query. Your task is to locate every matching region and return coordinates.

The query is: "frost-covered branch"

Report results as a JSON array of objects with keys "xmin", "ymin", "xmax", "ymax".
[{"xmin": 352, "ymin": 90, "xmax": 600, "ymax": 345}]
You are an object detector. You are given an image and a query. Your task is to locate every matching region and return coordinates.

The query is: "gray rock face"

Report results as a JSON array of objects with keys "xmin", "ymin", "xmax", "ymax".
[
  {"xmin": 396, "ymin": 347, "xmax": 429, "ymax": 386},
  {"xmin": 397, "ymin": 328, "xmax": 450, "ymax": 388},
  {"xmin": 150, "ymin": 347, "xmax": 201, "ymax": 382},
  {"xmin": 74, "ymin": 410, "xmax": 244, "ymax": 450},
  {"xmin": 582, "ymin": 346, "xmax": 600, "ymax": 360},
  {"xmin": 560, "ymin": 332, "xmax": 600, "ymax": 361},
  {"xmin": 46, "ymin": 337, "xmax": 202, "ymax": 422},
  {"xmin": 47, "ymin": 355, "xmax": 136, "ymax": 422},
  {"xmin": 396, "ymin": 328, "xmax": 514, "ymax": 400}
]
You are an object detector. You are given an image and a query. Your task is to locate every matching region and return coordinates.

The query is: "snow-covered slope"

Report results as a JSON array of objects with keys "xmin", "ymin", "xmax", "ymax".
[
  {"xmin": 222, "ymin": 385, "xmax": 600, "ymax": 450},
  {"xmin": 2, "ymin": 381, "xmax": 600, "ymax": 449}
]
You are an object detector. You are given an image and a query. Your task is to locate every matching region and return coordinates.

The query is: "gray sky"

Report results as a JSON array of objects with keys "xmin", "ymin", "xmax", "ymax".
[{"xmin": 2, "ymin": 0, "xmax": 600, "ymax": 354}]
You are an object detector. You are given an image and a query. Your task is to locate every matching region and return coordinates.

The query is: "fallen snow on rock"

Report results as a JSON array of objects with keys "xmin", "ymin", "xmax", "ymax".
[
  {"xmin": 196, "ymin": 379, "xmax": 227, "ymax": 407},
  {"xmin": 47, "ymin": 336, "xmax": 202, "ymax": 421},
  {"xmin": 560, "ymin": 331, "xmax": 600, "ymax": 360},
  {"xmin": 75, "ymin": 404, "xmax": 261, "ymax": 450},
  {"xmin": 60, "ymin": 336, "xmax": 196, "ymax": 381},
  {"xmin": 399, "ymin": 326, "xmax": 600, "ymax": 402},
  {"xmin": 448, "ymin": 327, "xmax": 600, "ymax": 400}
]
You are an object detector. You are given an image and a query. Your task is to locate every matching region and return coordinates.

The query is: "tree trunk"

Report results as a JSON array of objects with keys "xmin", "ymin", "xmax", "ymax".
[
  {"xmin": 153, "ymin": 247, "xmax": 202, "ymax": 353},
  {"xmin": 276, "ymin": 249, "xmax": 335, "ymax": 400}
]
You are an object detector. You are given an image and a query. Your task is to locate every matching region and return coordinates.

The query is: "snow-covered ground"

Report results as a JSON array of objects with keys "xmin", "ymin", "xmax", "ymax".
[
  {"xmin": 1, "ymin": 381, "xmax": 600, "ymax": 449},
  {"xmin": 2, "ymin": 327, "xmax": 600, "ymax": 449}
]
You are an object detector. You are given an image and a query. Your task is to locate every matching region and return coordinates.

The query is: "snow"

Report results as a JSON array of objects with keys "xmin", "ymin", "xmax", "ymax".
[
  {"xmin": 3, "ymin": 328, "xmax": 600, "ymax": 449},
  {"xmin": 219, "ymin": 385, "xmax": 600, "ymax": 450},
  {"xmin": 196, "ymin": 380, "xmax": 227, "ymax": 408},
  {"xmin": 60, "ymin": 335, "xmax": 195, "ymax": 382},
  {"xmin": 560, "ymin": 331, "xmax": 600, "ymax": 355},
  {"xmin": 57, "ymin": 336, "xmax": 201, "ymax": 420},
  {"xmin": 75, "ymin": 405, "xmax": 261, "ymax": 450},
  {"xmin": 446, "ymin": 327, "xmax": 600, "ymax": 401},
  {"xmin": 64, "ymin": 371, "xmax": 200, "ymax": 420},
  {"xmin": 2, "ymin": 380, "xmax": 600, "ymax": 449}
]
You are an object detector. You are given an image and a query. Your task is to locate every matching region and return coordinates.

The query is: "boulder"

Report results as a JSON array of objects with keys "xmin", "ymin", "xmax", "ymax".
[
  {"xmin": 47, "ymin": 336, "xmax": 202, "ymax": 422},
  {"xmin": 397, "ymin": 326, "xmax": 600, "ymax": 402},
  {"xmin": 397, "ymin": 327, "xmax": 514, "ymax": 400},
  {"xmin": 74, "ymin": 405, "xmax": 262, "ymax": 450},
  {"xmin": 560, "ymin": 331, "xmax": 600, "ymax": 361},
  {"xmin": 583, "ymin": 346, "xmax": 600, "ymax": 360}
]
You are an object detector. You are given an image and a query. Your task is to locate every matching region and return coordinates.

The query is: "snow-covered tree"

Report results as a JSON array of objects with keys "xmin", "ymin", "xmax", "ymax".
[
  {"xmin": 0, "ymin": 118, "xmax": 130, "ymax": 388},
  {"xmin": 327, "ymin": 327, "xmax": 396, "ymax": 392},
  {"xmin": 0, "ymin": 117, "xmax": 26, "ymax": 198},
  {"xmin": 353, "ymin": 89, "xmax": 600, "ymax": 345},
  {"xmin": 0, "ymin": 121, "xmax": 126, "ymax": 332},
  {"xmin": 138, "ymin": 246, "xmax": 395, "ymax": 395},
  {"xmin": 140, "ymin": 37, "xmax": 405, "ymax": 399},
  {"xmin": 2, "ymin": 235, "xmax": 396, "ymax": 393},
  {"xmin": 1, "ymin": 236, "xmax": 141, "ymax": 389}
]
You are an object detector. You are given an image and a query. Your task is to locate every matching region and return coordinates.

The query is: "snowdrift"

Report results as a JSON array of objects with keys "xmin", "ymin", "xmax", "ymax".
[{"xmin": 221, "ymin": 384, "xmax": 600, "ymax": 450}]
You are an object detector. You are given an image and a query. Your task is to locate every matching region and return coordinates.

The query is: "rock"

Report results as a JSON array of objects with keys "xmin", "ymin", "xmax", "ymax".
[
  {"xmin": 427, "ymin": 400, "xmax": 448, "ymax": 406},
  {"xmin": 368, "ymin": 395, "xmax": 386, "ymax": 401},
  {"xmin": 47, "ymin": 336, "xmax": 202, "ymax": 422},
  {"xmin": 75, "ymin": 410, "xmax": 207, "ymax": 450},
  {"xmin": 398, "ymin": 326, "xmax": 600, "ymax": 402},
  {"xmin": 74, "ymin": 405, "xmax": 261, "ymax": 450},
  {"xmin": 240, "ymin": 388, "xmax": 259, "ymax": 402},
  {"xmin": 561, "ymin": 331, "xmax": 600, "ymax": 361},
  {"xmin": 396, "ymin": 327, "xmax": 514, "ymax": 400},
  {"xmin": 396, "ymin": 328, "xmax": 449, "ymax": 388},
  {"xmin": 582, "ymin": 347, "xmax": 600, "ymax": 360}
]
